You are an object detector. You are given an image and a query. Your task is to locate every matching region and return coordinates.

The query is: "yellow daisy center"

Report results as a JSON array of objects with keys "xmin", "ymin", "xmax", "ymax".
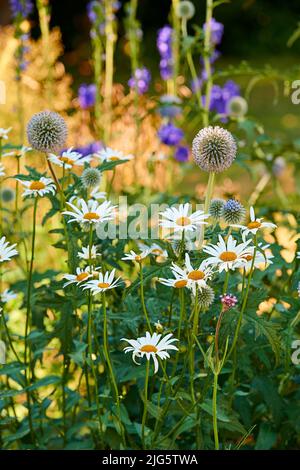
[
  {"xmin": 98, "ymin": 282, "xmax": 110, "ymax": 289},
  {"xmin": 83, "ymin": 212, "xmax": 100, "ymax": 220},
  {"xmin": 60, "ymin": 156, "xmax": 73, "ymax": 165},
  {"xmin": 219, "ymin": 251, "xmax": 237, "ymax": 262},
  {"xmin": 76, "ymin": 272, "xmax": 89, "ymax": 282},
  {"xmin": 110, "ymin": 156, "xmax": 120, "ymax": 161},
  {"xmin": 29, "ymin": 181, "xmax": 46, "ymax": 190},
  {"xmin": 243, "ymin": 254, "xmax": 253, "ymax": 261},
  {"xmin": 188, "ymin": 270, "xmax": 205, "ymax": 281},
  {"xmin": 135, "ymin": 255, "xmax": 142, "ymax": 262},
  {"xmin": 247, "ymin": 221, "xmax": 261, "ymax": 229},
  {"xmin": 140, "ymin": 345, "xmax": 158, "ymax": 353},
  {"xmin": 176, "ymin": 216, "xmax": 191, "ymax": 226},
  {"xmin": 174, "ymin": 279, "xmax": 188, "ymax": 288}
]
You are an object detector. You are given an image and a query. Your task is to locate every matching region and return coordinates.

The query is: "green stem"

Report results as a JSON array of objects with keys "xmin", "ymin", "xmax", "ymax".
[
  {"xmin": 181, "ymin": 18, "xmax": 203, "ymax": 109},
  {"xmin": 1, "ymin": 312, "xmax": 21, "ymax": 363},
  {"xmin": 104, "ymin": 0, "xmax": 115, "ymax": 143},
  {"xmin": 189, "ymin": 286, "xmax": 200, "ymax": 404},
  {"xmin": 102, "ymin": 291, "xmax": 125, "ymax": 446},
  {"xmin": 201, "ymin": 171, "xmax": 215, "ymax": 247},
  {"xmin": 212, "ymin": 372, "xmax": 219, "ymax": 450},
  {"xmin": 203, "ymin": 0, "xmax": 214, "ymax": 127},
  {"xmin": 24, "ymin": 196, "xmax": 38, "ymax": 444},
  {"xmin": 139, "ymin": 264, "xmax": 152, "ymax": 332},
  {"xmin": 141, "ymin": 359, "xmax": 150, "ymax": 449},
  {"xmin": 227, "ymin": 235, "xmax": 257, "ymax": 360},
  {"xmin": 172, "ymin": 0, "xmax": 180, "ymax": 95}
]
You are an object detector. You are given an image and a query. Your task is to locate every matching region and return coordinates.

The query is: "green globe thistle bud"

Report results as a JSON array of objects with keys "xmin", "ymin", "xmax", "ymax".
[
  {"xmin": 209, "ymin": 198, "xmax": 225, "ymax": 220},
  {"xmin": 81, "ymin": 168, "xmax": 102, "ymax": 188},
  {"xmin": 27, "ymin": 111, "xmax": 68, "ymax": 153},
  {"xmin": 1, "ymin": 188, "xmax": 15, "ymax": 203},
  {"xmin": 222, "ymin": 198, "xmax": 245, "ymax": 224},
  {"xmin": 176, "ymin": 1, "xmax": 195, "ymax": 20},
  {"xmin": 227, "ymin": 96, "xmax": 248, "ymax": 118},
  {"xmin": 197, "ymin": 286, "xmax": 215, "ymax": 310},
  {"xmin": 192, "ymin": 126, "xmax": 237, "ymax": 173}
]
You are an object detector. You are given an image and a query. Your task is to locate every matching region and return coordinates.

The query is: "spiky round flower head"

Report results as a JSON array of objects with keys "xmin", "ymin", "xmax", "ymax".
[
  {"xmin": 27, "ymin": 111, "xmax": 68, "ymax": 153},
  {"xmin": 222, "ymin": 198, "xmax": 245, "ymax": 225},
  {"xmin": 81, "ymin": 167, "xmax": 102, "ymax": 189},
  {"xmin": 1, "ymin": 188, "xmax": 15, "ymax": 203},
  {"xmin": 197, "ymin": 285, "xmax": 215, "ymax": 310},
  {"xmin": 209, "ymin": 198, "xmax": 225, "ymax": 220},
  {"xmin": 192, "ymin": 126, "xmax": 237, "ymax": 173},
  {"xmin": 176, "ymin": 1, "xmax": 195, "ymax": 20},
  {"xmin": 227, "ymin": 96, "xmax": 248, "ymax": 118}
]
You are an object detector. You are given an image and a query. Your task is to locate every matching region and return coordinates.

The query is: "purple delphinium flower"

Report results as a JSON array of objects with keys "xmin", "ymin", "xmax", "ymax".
[
  {"xmin": 78, "ymin": 84, "xmax": 97, "ymax": 109},
  {"xmin": 9, "ymin": 0, "xmax": 33, "ymax": 18},
  {"xmin": 204, "ymin": 80, "xmax": 240, "ymax": 121},
  {"xmin": 73, "ymin": 141, "xmax": 103, "ymax": 157},
  {"xmin": 203, "ymin": 18, "xmax": 224, "ymax": 46},
  {"xmin": 174, "ymin": 145, "xmax": 189, "ymax": 162},
  {"xmin": 158, "ymin": 123, "xmax": 184, "ymax": 146},
  {"xmin": 128, "ymin": 67, "xmax": 151, "ymax": 95},
  {"xmin": 157, "ymin": 26, "xmax": 173, "ymax": 80}
]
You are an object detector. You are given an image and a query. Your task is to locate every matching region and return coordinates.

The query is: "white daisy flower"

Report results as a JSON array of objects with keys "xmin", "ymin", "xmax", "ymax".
[
  {"xmin": 122, "ymin": 331, "xmax": 178, "ymax": 374},
  {"xmin": 0, "ymin": 236, "xmax": 18, "ymax": 263},
  {"xmin": 242, "ymin": 243, "xmax": 274, "ymax": 272},
  {"xmin": 159, "ymin": 270, "xmax": 189, "ymax": 289},
  {"xmin": 90, "ymin": 187, "xmax": 107, "ymax": 200},
  {"xmin": 48, "ymin": 147, "xmax": 91, "ymax": 169},
  {"xmin": 17, "ymin": 177, "xmax": 56, "ymax": 198},
  {"xmin": 0, "ymin": 163, "xmax": 5, "ymax": 177},
  {"xmin": 62, "ymin": 198, "xmax": 117, "ymax": 226},
  {"xmin": 77, "ymin": 245, "xmax": 99, "ymax": 260},
  {"xmin": 122, "ymin": 249, "xmax": 150, "ymax": 263},
  {"xmin": 159, "ymin": 203, "xmax": 209, "ymax": 234},
  {"xmin": 203, "ymin": 235, "xmax": 252, "ymax": 273},
  {"xmin": 63, "ymin": 266, "xmax": 94, "ymax": 287},
  {"xmin": 83, "ymin": 269, "xmax": 123, "ymax": 294},
  {"xmin": 231, "ymin": 206, "xmax": 277, "ymax": 240},
  {"xmin": 2, "ymin": 146, "xmax": 32, "ymax": 158},
  {"xmin": 0, "ymin": 127, "xmax": 12, "ymax": 140},
  {"xmin": 138, "ymin": 242, "xmax": 168, "ymax": 259},
  {"xmin": 0, "ymin": 289, "xmax": 17, "ymax": 303},
  {"xmin": 171, "ymin": 253, "xmax": 213, "ymax": 294},
  {"xmin": 95, "ymin": 147, "xmax": 134, "ymax": 163}
]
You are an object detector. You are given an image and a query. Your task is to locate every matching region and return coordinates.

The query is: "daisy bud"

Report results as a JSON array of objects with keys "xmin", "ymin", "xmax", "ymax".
[
  {"xmin": 155, "ymin": 321, "xmax": 164, "ymax": 333},
  {"xmin": 209, "ymin": 198, "xmax": 225, "ymax": 220},
  {"xmin": 220, "ymin": 293, "xmax": 238, "ymax": 311},
  {"xmin": 227, "ymin": 96, "xmax": 248, "ymax": 118},
  {"xmin": 27, "ymin": 111, "xmax": 68, "ymax": 153},
  {"xmin": 175, "ymin": 1, "xmax": 195, "ymax": 20},
  {"xmin": 192, "ymin": 126, "xmax": 237, "ymax": 173},
  {"xmin": 222, "ymin": 198, "xmax": 245, "ymax": 224},
  {"xmin": 81, "ymin": 168, "xmax": 102, "ymax": 189},
  {"xmin": 1, "ymin": 188, "xmax": 15, "ymax": 203},
  {"xmin": 197, "ymin": 286, "xmax": 215, "ymax": 310}
]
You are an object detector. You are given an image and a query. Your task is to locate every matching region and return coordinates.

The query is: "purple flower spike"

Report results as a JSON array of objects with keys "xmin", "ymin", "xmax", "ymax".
[
  {"xmin": 78, "ymin": 84, "xmax": 97, "ymax": 109},
  {"xmin": 157, "ymin": 25, "xmax": 173, "ymax": 80},
  {"xmin": 174, "ymin": 146, "xmax": 189, "ymax": 162},
  {"xmin": 158, "ymin": 123, "xmax": 184, "ymax": 146},
  {"xmin": 9, "ymin": 0, "xmax": 33, "ymax": 19},
  {"xmin": 128, "ymin": 67, "xmax": 151, "ymax": 95},
  {"xmin": 203, "ymin": 18, "xmax": 224, "ymax": 46}
]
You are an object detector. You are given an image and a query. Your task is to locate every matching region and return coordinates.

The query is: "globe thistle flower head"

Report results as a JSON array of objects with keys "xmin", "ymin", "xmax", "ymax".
[
  {"xmin": 197, "ymin": 285, "xmax": 215, "ymax": 310},
  {"xmin": 222, "ymin": 198, "xmax": 245, "ymax": 225},
  {"xmin": 192, "ymin": 126, "xmax": 237, "ymax": 173},
  {"xmin": 81, "ymin": 167, "xmax": 102, "ymax": 189},
  {"xmin": 27, "ymin": 111, "xmax": 68, "ymax": 153},
  {"xmin": 176, "ymin": 1, "xmax": 195, "ymax": 20},
  {"xmin": 209, "ymin": 198, "xmax": 225, "ymax": 220},
  {"xmin": 1, "ymin": 188, "xmax": 15, "ymax": 203},
  {"xmin": 227, "ymin": 96, "xmax": 248, "ymax": 118}
]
